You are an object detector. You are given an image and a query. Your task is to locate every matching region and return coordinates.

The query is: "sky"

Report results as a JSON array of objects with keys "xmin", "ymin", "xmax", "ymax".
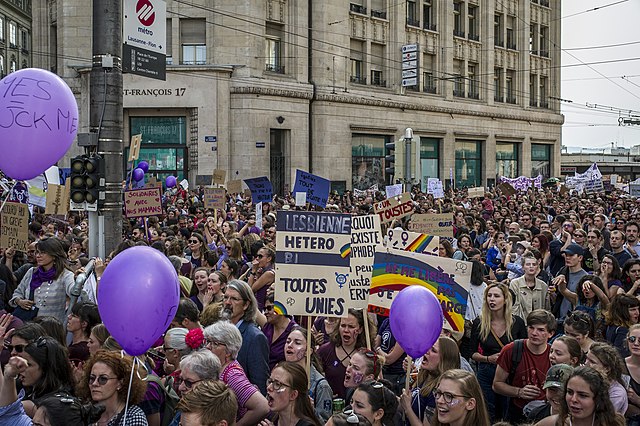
[{"xmin": 561, "ymin": 0, "xmax": 640, "ymax": 150}]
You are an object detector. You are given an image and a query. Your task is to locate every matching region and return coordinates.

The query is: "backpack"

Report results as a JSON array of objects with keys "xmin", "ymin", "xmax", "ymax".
[
  {"xmin": 144, "ymin": 375, "xmax": 180, "ymax": 426},
  {"xmin": 507, "ymin": 339, "xmax": 525, "ymax": 385}
]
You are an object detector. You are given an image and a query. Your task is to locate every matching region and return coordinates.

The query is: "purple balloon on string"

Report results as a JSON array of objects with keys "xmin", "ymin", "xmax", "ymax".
[
  {"xmin": 98, "ymin": 246, "xmax": 180, "ymax": 356},
  {"xmin": 137, "ymin": 161, "xmax": 149, "ymax": 173},
  {"xmin": 0, "ymin": 68, "xmax": 79, "ymax": 180},
  {"xmin": 166, "ymin": 176, "xmax": 177, "ymax": 188},
  {"xmin": 132, "ymin": 168, "xmax": 145, "ymax": 182},
  {"xmin": 389, "ymin": 286, "xmax": 443, "ymax": 358}
]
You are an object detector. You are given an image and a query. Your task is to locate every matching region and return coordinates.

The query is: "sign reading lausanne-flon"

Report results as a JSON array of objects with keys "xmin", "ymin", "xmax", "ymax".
[{"xmin": 123, "ymin": 0, "xmax": 167, "ymax": 81}]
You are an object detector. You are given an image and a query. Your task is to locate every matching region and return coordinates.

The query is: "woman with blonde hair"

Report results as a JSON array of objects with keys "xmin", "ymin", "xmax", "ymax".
[
  {"xmin": 464, "ymin": 282, "xmax": 527, "ymax": 420},
  {"xmin": 431, "ymin": 369, "xmax": 491, "ymax": 426}
]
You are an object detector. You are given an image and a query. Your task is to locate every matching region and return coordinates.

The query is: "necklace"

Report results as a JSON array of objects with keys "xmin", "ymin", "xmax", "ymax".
[{"xmin": 338, "ymin": 345, "xmax": 356, "ymax": 364}]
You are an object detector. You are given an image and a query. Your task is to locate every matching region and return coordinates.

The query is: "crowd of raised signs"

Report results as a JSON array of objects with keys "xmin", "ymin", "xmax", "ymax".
[{"xmin": 2, "ymin": 182, "xmax": 640, "ymax": 426}]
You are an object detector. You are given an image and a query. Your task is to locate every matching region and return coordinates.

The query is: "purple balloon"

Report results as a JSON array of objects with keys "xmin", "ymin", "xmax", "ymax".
[
  {"xmin": 132, "ymin": 167, "xmax": 145, "ymax": 181},
  {"xmin": 97, "ymin": 246, "xmax": 180, "ymax": 356},
  {"xmin": 0, "ymin": 68, "xmax": 78, "ymax": 180},
  {"xmin": 137, "ymin": 161, "xmax": 149, "ymax": 173},
  {"xmin": 166, "ymin": 175, "xmax": 177, "ymax": 188},
  {"xmin": 389, "ymin": 286, "xmax": 443, "ymax": 358}
]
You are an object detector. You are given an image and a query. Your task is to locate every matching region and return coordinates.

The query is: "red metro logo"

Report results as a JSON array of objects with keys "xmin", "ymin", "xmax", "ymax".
[{"xmin": 136, "ymin": 0, "xmax": 156, "ymax": 27}]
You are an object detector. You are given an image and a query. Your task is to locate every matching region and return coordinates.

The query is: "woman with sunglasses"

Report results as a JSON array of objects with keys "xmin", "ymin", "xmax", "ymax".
[
  {"xmin": 429, "ymin": 369, "xmax": 490, "ymax": 426},
  {"xmin": 248, "ymin": 246, "xmax": 276, "ymax": 311},
  {"xmin": 564, "ymin": 310, "xmax": 596, "ymax": 358},
  {"xmin": 185, "ymin": 232, "xmax": 210, "ymax": 273},
  {"xmin": 596, "ymin": 254, "xmax": 623, "ymax": 298},
  {"xmin": 284, "ymin": 326, "xmax": 333, "ymax": 423},
  {"xmin": 203, "ymin": 320, "xmax": 270, "ymax": 425},
  {"xmin": 76, "ymin": 350, "xmax": 148, "ymax": 426},
  {"xmin": 604, "ymin": 293, "xmax": 640, "ymax": 358},
  {"xmin": 625, "ymin": 324, "xmax": 640, "ymax": 425},
  {"xmin": 351, "ymin": 381, "xmax": 397, "ymax": 426},
  {"xmin": 259, "ymin": 361, "xmax": 322, "ymax": 426},
  {"xmin": 9, "ymin": 237, "xmax": 76, "ymax": 326},
  {"xmin": 258, "ymin": 294, "xmax": 296, "ymax": 370}
]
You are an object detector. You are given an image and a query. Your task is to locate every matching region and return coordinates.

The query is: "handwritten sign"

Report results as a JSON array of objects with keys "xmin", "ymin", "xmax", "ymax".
[
  {"xmin": 293, "ymin": 170, "xmax": 330, "ymax": 208},
  {"xmin": 467, "ymin": 187, "xmax": 485, "ymax": 198},
  {"xmin": 386, "ymin": 229, "xmax": 439, "ymax": 255},
  {"xmin": 1, "ymin": 202, "xmax": 29, "ymax": 251},
  {"xmin": 373, "ymin": 192, "xmax": 414, "ymax": 225},
  {"xmin": 409, "ymin": 213, "xmax": 453, "ymax": 237},
  {"xmin": 227, "ymin": 179, "xmax": 243, "ymax": 195},
  {"xmin": 129, "ymin": 134, "xmax": 142, "ymax": 161},
  {"xmin": 124, "ymin": 187, "xmax": 162, "ymax": 218},
  {"xmin": 274, "ymin": 211, "xmax": 351, "ymax": 317},
  {"xmin": 244, "ymin": 177, "xmax": 273, "ymax": 203},
  {"xmin": 385, "ymin": 184, "xmax": 403, "ymax": 199},
  {"xmin": 212, "ymin": 169, "xmax": 226, "ymax": 185},
  {"xmin": 368, "ymin": 247, "xmax": 471, "ymax": 333},
  {"xmin": 295, "ymin": 192, "xmax": 307, "ymax": 207},
  {"xmin": 45, "ymin": 183, "xmax": 69, "ymax": 216},
  {"xmin": 349, "ymin": 214, "xmax": 382, "ymax": 309},
  {"xmin": 203, "ymin": 187, "xmax": 226, "ymax": 210},
  {"xmin": 497, "ymin": 182, "xmax": 516, "ymax": 196}
]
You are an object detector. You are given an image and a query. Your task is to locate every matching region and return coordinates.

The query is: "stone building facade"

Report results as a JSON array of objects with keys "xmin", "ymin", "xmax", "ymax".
[
  {"xmin": 32, "ymin": 0, "xmax": 563, "ymax": 192},
  {"xmin": 0, "ymin": 0, "xmax": 32, "ymax": 78}
]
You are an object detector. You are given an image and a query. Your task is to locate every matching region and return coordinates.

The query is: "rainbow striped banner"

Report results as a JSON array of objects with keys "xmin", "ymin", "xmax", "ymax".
[
  {"xmin": 386, "ymin": 229, "xmax": 439, "ymax": 255},
  {"xmin": 368, "ymin": 247, "xmax": 471, "ymax": 333}
]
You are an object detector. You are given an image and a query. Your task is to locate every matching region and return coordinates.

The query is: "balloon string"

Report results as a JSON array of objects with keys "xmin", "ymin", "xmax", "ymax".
[
  {"xmin": 121, "ymin": 356, "xmax": 137, "ymax": 425},
  {"xmin": 0, "ymin": 181, "xmax": 18, "ymax": 214}
]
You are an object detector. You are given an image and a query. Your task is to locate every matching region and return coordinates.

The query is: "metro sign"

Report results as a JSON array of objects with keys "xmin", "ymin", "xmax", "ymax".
[
  {"xmin": 123, "ymin": 0, "xmax": 166, "ymax": 80},
  {"xmin": 137, "ymin": 0, "xmax": 156, "ymax": 26}
]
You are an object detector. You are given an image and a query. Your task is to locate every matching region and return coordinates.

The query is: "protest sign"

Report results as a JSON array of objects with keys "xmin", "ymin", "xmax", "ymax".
[
  {"xmin": 227, "ymin": 179, "xmax": 243, "ymax": 194},
  {"xmin": 373, "ymin": 192, "xmax": 414, "ymax": 225},
  {"xmin": 386, "ymin": 229, "xmax": 439, "ymax": 255},
  {"xmin": 353, "ymin": 188, "xmax": 366, "ymax": 198},
  {"xmin": 467, "ymin": 187, "xmax": 484, "ymax": 199},
  {"xmin": 497, "ymin": 182, "xmax": 516, "ymax": 196},
  {"xmin": 124, "ymin": 187, "xmax": 162, "ymax": 218},
  {"xmin": 385, "ymin": 184, "xmax": 403, "ymax": 199},
  {"xmin": 1, "ymin": 202, "xmax": 29, "ymax": 251},
  {"xmin": 431, "ymin": 181, "xmax": 444, "ymax": 199},
  {"xmin": 349, "ymin": 215, "xmax": 382, "ymax": 309},
  {"xmin": 295, "ymin": 192, "xmax": 307, "ymax": 207},
  {"xmin": 27, "ymin": 175, "xmax": 47, "ymax": 208},
  {"xmin": 408, "ymin": 213, "xmax": 453, "ymax": 237},
  {"xmin": 203, "ymin": 188, "xmax": 226, "ymax": 210},
  {"xmin": 128, "ymin": 134, "xmax": 142, "ymax": 161},
  {"xmin": 499, "ymin": 175, "xmax": 542, "ymax": 191},
  {"xmin": 45, "ymin": 184, "xmax": 69, "ymax": 216},
  {"xmin": 244, "ymin": 177, "xmax": 273, "ymax": 203},
  {"xmin": 293, "ymin": 170, "xmax": 330, "ymax": 208},
  {"xmin": 274, "ymin": 211, "xmax": 351, "ymax": 317},
  {"xmin": 425, "ymin": 178, "xmax": 438, "ymax": 194},
  {"xmin": 255, "ymin": 202, "xmax": 263, "ymax": 231},
  {"xmin": 212, "ymin": 169, "xmax": 226, "ymax": 185},
  {"xmin": 368, "ymin": 247, "xmax": 471, "ymax": 333},
  {"xmin": 630, "ymin": 184, "xmax": 640, "ymax": 197}
]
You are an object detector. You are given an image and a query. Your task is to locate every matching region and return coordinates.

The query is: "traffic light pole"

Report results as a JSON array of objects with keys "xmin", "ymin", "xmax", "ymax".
[
  {"xmin": 404, "ymin": 128, "xmax": 413, "ymax": 192},
  {"xmin": 91, "ymin": 0, "xmax": 123, "ymax": 257}
]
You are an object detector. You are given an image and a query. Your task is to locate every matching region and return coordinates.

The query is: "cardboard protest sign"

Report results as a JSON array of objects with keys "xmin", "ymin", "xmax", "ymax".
[
  {"xmin": 128, "ymin": 134, "xmax": 142, "ymax": 161},
  {"xmin": 45, "ymin": 184, "xmax": 69, "ymax": 216},
  {"xmin": 124, "ymin": 187, "xmax": 162, "ymax": 218},
  {"xmin": 408, "ymin": 213, "xmax": 453, "ymax": 237},
  {"xmin": 373, "ymin": 192, "xmax": 414, "ymax": 225},
  {"xmin": 274, "ymin": 211, "xmax": 351, "ymax": 317},
  {"xmin": 497, "ymin": 182, "xmax": 516, "ymax": 196},
  {"xmin": 1, "ymin": 202, "xmax": 29, "ymax": 251},
  {"xmin": 386, "ymin": 229, "xmax": 439, "ymax": 256},
  {"xmin": 203, "ymin": 188, "xmax": 226, "ymax": 210},
  {"xmin": 385, "ymin": 184, "xmax": 403, "ymax": 199},
  {"xmin": 244, "ymin": 177, "xmax": 273, "ymax": 203},
  {"xmin": 467, "ymin": 187, "xmax": 484, "ymax": 199},
  {"xmin": 226, "ymin": 179, "xmax": 243, "ymax": 194},
  {"xmin": 349, "ymin": 214, "xmax": 382, "ymax": 309},
  {"xmin": 293, "ymin": 170, "xmax": 330, "ymax": 208},
  {"xmin": 212, "ymin": 169, "xmax": 226, "ymax": 185},
  {"xmin": 368, "ymin": 247, "xmax": 471, "ymax": 333}
]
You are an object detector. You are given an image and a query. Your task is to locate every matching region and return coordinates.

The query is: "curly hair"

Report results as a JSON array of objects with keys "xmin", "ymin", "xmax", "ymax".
[
  {"xmin": 76, "ymin": 350, "xmax": 147, "ymax": 405},
  {"xmin": 588, "ymin": 342, "xmax": 625, "ymax": 385}
]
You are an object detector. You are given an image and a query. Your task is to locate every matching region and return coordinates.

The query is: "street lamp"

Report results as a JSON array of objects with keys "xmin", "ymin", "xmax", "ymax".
[{"xmin": 404, "ymin": 127, "xmax": 413, "ymax": 191}]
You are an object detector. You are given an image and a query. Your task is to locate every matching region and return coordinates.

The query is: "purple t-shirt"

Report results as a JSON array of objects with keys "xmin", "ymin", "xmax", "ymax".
[
  {"xmin": 262, "ymin": 319, "xmax": 296, "ymax": 370},
  {"xmin": 317, "ymin": 342, "xmax": 347, "ymax": 399}
]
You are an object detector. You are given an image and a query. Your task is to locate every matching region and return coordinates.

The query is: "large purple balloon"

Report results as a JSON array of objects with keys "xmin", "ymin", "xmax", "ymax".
[
  {"xmin": 390, "ymin": 286, "xmax": 443, "ymax": 358},
  {"xmin": 137, "ymin": 161, "xmax": 149, "ymax": 173},
  {"xmin": 0, "ymin": 68, "xmax": 78, "ymax": 180},
  {"xmin": 166, "ymin": 175, "xmax": 177, "ymax": 188},
  {"xmin": 132, "ymin": 167, "xmax": 145, "ymax": 181},
  {"xmin": 98, "ymin": 246, "xmax": 180, "ymax": 356}
]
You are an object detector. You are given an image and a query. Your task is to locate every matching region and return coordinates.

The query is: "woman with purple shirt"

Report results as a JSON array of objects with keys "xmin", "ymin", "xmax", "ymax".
[
  {"xmin": 258, "ymin": 295, "xmax": 296, "ymax": 369},
  {"xmin": 248, "ymin": 247, "xmax": 275, "ymax": 311}
]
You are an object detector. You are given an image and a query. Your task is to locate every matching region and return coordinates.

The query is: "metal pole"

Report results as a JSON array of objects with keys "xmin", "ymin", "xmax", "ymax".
[
  {"xmin": 404, "ymin": 128, "xmax": 413, "ymax": 192},
  {"xmin": 91, "ymin": 0, "xmax": 123, "ymax": 257},
  {"xmin": 88, "ymin": 211, "xmax": 98, "ymax": 257}
]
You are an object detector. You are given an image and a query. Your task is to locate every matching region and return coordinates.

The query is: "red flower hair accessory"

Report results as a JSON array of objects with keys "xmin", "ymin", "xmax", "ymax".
[{"xmin": 185, "ymin": 328, "xmax": 205, "ymax": 350}]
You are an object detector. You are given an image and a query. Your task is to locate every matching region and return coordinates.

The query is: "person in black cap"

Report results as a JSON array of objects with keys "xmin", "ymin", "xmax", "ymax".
[{"xmin": 550, "ymin": 243, "xmax": 588, "ymax": 328}]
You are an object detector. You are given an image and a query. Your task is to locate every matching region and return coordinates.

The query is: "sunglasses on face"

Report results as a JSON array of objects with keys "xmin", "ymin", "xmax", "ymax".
[
  {"xmin": 177, "ymin": 377, "xmax": 202, "ymax": 389},
  {"xmin": 88, "ymin": 375, "xmax": 118, "ymax": 386},
  {"xmin": 4, "ymin": 344, "xmax": 26, "ymax": 353},
  {"xmin": 628, "ymin": 336, "xmax": 640, "ymax": 344}
]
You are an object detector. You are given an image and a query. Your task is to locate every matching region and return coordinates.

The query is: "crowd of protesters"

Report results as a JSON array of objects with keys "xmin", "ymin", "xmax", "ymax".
[{"xmin": 0, "ymin": 181, "xmax": 640, "ymax": 425}]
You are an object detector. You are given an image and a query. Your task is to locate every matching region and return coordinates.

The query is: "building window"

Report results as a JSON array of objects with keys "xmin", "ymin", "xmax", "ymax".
[
  {"xmin": 455, "ymin": 140, "xmax": 482, "ymax": 187},
  {"xmin": 453, "ymin": 60, "xmax": 464, "ymax": 97},
  {"xmin": 420, "ymin": 138, "xmax": 440, "ymax": 189},
  {"xmin": 453, "ymin": 1, "xmax": 464, "ymax": 37},
  {"xmin": 0, "ymin": 16, "xmax": 4, "ymax": 41},
  {"xmin": 9, "ymin": 56, "xmax": 15, "ymax": 73},
  {"xmin": 350, "ymin": 2, "xmax": 367, "ymax": 15},
  {"xmin": 468, "ymin": 63, "xmax": 479, "ymax": 99},
  {"xmin": 529, "ymin": 24, "xmax": 538, "ymax": 54},
  {"xmin": 0, "ymin": 55, "xmax": 4, "ymax": 77},
  {"xmin": 540, "ymin": 26, "xmax": 549, "ymax": 57},
  {"xmin": 494, "ymin": 14, "xmax": 503, "ymax": 46},
  {"xmin": 529, "ymin": 74, "xmax": 537, "ymax": 106},
  {"xmin": 265, "ymin": 22, "xmax": 285, "ymax": 73},
  {"xmin": 494, "ymin": 67, "xmax": 503, "ymax": 102},
  {"xmin": 370, "ymin": 43, "xmax": 385, "ymax": 86},
  {"xmin": 350, "ymin": 39, "xmax": 365, "ymax": 84},
  {"xmin": 9, "ymin": 22, "xmax": 16, "ymax": 47},
  {"xmin": 468, "ymin": 5, "xmax": 478, "ymax": 40},
  {"xmin": 496, "ymin": 142, "xmax": 519, "ymax": 179},
  {"xmin": 531, "ymin": 143, "xmax": 551, "ymax": 178},
  {"xmin": 506, "ymin": 15, "xmax": 516, "ymax": 49},
  {"xmin": 371, "ymin": 70, "xmax": 385, "ymax": 86},
  {"xmin": 20, "ymin": 29, "xmax": 28, "ymax": 52},
  {"xmin": 166, "ymin": 19, "xmax": 173, "ymax": 64},
  {"xmin": 423, "ymin": 0, "xmax": 435, "ymax": 31},
  {"xmin": 506, "ymin": 69, "xmax": 516, "ymax": 103},
  {"xmin": 352, "ymin": 134, "xmax": 389, "ymax": 190},
  {"xmin": 407, "ymin": 0, "xmax": 419, "ymax": 27},
  {"xmin": 540, "ymin": 76, "xmax": 548, "ymax": 108},
  {"xmin": 180, "ymin": 19, "xmax": 206, "ymax": 65}
]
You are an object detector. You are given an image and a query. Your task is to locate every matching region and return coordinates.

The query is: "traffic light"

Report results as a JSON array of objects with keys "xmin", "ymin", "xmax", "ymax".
[
  {"xmin": 385, "ymin": 141, "xmax": 396, "ymax": 180},
  {"xmin": 69, "ymin": 154, "xmax": 104, "ymax": 207}
]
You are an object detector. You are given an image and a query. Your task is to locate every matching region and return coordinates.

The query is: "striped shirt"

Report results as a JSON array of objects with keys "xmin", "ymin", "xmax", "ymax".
[{"xmin": 221, "ymin": 360, "xmax": 259, "ymax": 421}]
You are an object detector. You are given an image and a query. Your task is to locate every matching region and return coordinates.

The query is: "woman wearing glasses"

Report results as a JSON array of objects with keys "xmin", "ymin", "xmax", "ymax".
[
  {"xmin": 76, "ymin": 350, "xmax": 148, "ymax": 425},
  {"xmin": 9, "ymin": 237, "xmax": 76, "ymax": 326},
  {"xmin": 248, "ymin": 246, "xmax": 276, "ymax": 311},
  {"xmin": 351, "ymin": 381, "xmax": 397, "ymax": 426},
  {"xmin": 260, "ymin": 361, "xmax": 322, "ymax": 426},
  {"xmin": 185, "ymin": 232, "xmax": 210, "ymax": 272},
  {"xmin": 430, "ymin": 369, "xmax": 490, "ymax": 426},
  {"xmin": 625, "ymin": 324, "xmax": 640, "ymax": 424},
  {"xmin": 203, "ymin": 320, "xmax": 270, "ymax": 425}
]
